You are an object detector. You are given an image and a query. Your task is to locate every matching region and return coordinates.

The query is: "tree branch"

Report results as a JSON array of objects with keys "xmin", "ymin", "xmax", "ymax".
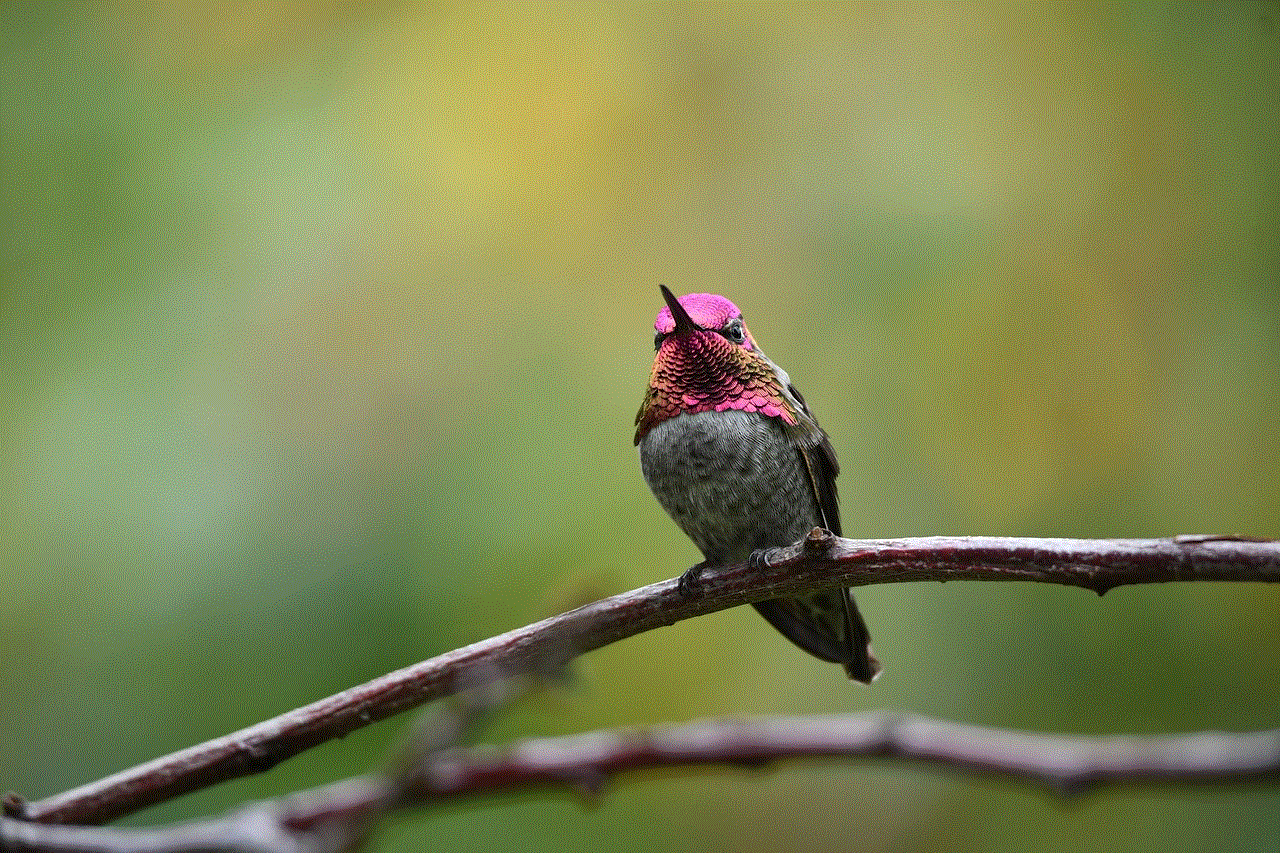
[
  {"xmin": 310, "ymin": 712, "xmax": 1280, "ymax": 808},
  {"xmin": 10, "ymin": 535, "xmax": 1278, "ymax": 826},
  {"xmin": 6, "ymin": 713, "xmax": 1279, "ymax": 853},
  {"xmin": 1, "ymin": 805, "xmax": 330, "ymax": 853}
]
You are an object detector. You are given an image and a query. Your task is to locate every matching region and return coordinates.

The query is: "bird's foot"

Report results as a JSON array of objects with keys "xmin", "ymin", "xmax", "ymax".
[
  {"xmin": 676, "ymin": 561, "xmax": 710, "ymax": 597},
  {"xmin": 748, "ymin": 547, "xmax": 776, "ymax": 570}
]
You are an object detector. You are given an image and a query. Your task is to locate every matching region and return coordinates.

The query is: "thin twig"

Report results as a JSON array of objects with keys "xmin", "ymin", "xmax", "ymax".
[
  {"xmin": 11, "ymin": 535, "xmax": 1279, "ymax": 826},
  {"xmin": 5, "ymin": 713, "xmax": 1278, "ymax": 853}
]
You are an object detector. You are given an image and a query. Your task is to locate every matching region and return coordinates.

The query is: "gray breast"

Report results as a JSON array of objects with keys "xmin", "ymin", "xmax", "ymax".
[{"xmin": 638, "ymin": 409, "xmax": 821, "ymax": 564}]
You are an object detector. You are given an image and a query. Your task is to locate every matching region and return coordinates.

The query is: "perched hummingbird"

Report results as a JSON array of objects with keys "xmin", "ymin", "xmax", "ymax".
[{"xmin": 635, "ymin": 286, "xmax": 879, "ymax": 683}]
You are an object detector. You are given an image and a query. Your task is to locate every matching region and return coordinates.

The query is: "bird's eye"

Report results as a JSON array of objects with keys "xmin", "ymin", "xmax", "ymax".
[
  {"xmin": 654, "ymin": 332, "xmax": 665, "ymax": 351},
  {"xmin": 723, "ymin": 319, "xmax": 746, "ymax": 344}
]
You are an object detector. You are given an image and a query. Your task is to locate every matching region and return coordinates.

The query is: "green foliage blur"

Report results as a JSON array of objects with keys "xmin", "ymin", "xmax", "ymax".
[{"xmin": 3, "ymin": 3, "xmax": 1278, "ymax": 851}]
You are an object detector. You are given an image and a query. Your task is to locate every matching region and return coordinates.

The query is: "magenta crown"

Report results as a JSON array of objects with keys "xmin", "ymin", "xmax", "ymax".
[{"xmin": 654, "ymin": 292, "xmax": 743, "ymax": 335}]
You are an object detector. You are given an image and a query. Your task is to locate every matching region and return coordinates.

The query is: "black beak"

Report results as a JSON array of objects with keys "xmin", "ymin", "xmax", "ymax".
[{"xmin": 659, "ymin": 285, "xmax": 698, "ymax": 333}]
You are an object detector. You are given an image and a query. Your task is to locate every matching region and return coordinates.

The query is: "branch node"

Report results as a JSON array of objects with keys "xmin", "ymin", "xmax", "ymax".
[
  {"xmin": 570, "ymin": 768, "xmax": 609, "ymax": 803},
  {"xmin": 1052, "ymin": 775, "xmax": 1100, "ymax": 798},
  {"xmin": 2, "ymin": 793, "xmax": 28, "ymax": 820},
  {"xmin": 241, "ymin": 739, "xmax": 281, "ymax": 774},
  {"xmin": 803, "ymin": 527, "xmax": 836, "ymax": 555}
]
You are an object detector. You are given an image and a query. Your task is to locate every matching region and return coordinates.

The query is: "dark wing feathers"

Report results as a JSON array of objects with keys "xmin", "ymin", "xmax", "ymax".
[
  {"xmin": 760, "ymin": 382, "xmax": 878, "ymax": 684},
  {"xmin": 786, "ymin": 382, "xmax": 841, "ymax": 537}
]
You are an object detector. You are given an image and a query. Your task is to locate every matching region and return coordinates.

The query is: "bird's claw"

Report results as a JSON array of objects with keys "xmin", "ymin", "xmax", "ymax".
[
  {"xmin": 676, "ymin": 561, "xmax": 708, "ymax": 597},
  {"xmin": 748, "ymin": 548, "xmax": 775, "ymax": 570}
]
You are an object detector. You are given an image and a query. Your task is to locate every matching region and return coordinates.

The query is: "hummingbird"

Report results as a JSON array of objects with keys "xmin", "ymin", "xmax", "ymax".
[{"xmin": 635, "ymin": 285, "xmax": 879, "ymax": 683}]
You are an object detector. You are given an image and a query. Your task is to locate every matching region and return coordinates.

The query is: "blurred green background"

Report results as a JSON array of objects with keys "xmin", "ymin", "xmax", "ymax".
[{"xmin": 3, "ymin": 2, "xmax": 1278, "ymax": 851}]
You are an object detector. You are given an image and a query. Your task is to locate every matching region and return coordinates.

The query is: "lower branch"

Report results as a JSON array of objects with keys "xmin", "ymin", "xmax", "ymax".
[
  {"xmin": 10, "ymin": 536, "xmax": 1279, "ymax": 826},
  {"xmin": 5, "ymin": 713, "xmax": 1278, "ymax": 853},
  {"xmin": 340, "ymin": 712, "xmax": 1280, "ymax": 804}
]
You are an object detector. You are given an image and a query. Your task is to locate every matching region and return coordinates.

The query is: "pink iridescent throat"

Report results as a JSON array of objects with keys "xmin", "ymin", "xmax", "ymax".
[{"xmin": 634, "ymin": 330, "xmax": 798, "ymax": 442}]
